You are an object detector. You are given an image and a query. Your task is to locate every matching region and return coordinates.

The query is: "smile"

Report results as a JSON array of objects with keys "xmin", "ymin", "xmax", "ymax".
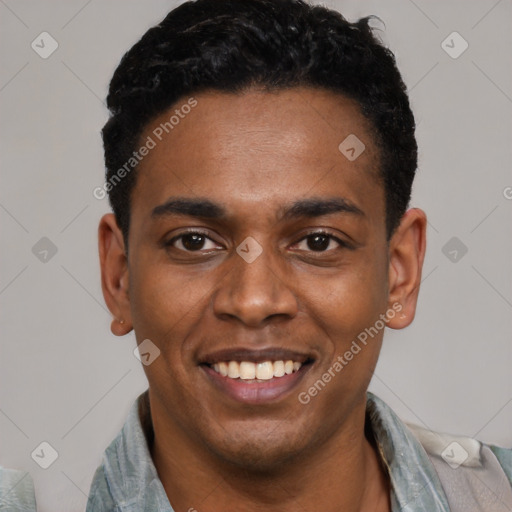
[
  {"xmin": 199, "ymin": 348, "xmax": 315, "ymax": 404},
  {"xmin": 211, "ymin": 360, "xmax": 303, "ymax": 381}
]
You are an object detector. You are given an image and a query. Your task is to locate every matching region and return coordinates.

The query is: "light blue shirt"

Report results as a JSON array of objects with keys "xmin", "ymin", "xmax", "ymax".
[
  {"xmin": 0, "ymin": 467, "xmax": 37, "ymax": 512},
  {"xmin": 86, "ymin": 390, "xmax": 512, "ymax": 511}
]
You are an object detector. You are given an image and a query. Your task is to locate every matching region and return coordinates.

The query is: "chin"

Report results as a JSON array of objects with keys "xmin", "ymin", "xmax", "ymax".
[{"xmin": 204, "ymin": 424, "xmax": 311, "ymax": 474}]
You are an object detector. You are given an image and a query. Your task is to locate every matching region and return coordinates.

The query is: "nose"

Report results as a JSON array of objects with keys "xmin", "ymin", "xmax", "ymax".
[{"xmin": 212, "ymin": 245, "xmax": 298, "ymax": 327}]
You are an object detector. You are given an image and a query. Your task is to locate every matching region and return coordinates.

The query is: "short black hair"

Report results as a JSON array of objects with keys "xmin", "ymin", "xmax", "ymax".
[{"xmin": 103, "ymin": 0, "xmax": 417, "ymax": 243}]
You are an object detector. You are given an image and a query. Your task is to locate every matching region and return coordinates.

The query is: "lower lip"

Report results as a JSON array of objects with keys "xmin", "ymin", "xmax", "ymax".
[{"xmin": 201, "ymin": 364, "xmax": 311, "ymax": 404}]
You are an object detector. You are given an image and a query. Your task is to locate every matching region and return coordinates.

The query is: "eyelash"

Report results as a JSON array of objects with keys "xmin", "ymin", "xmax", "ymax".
[
  {"xmin": 294, "ymin": 230, "xmax": 349, "ymax": 252},
  {"xmin": 166, "ymin": 229, "xmax": 219, "ymax": 252},
  {"xmin": 165, "ymin": 229, "xmax": 349, "ymax": 253}
]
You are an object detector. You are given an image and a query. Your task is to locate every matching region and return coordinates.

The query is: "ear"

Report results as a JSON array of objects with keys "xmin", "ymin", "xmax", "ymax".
[
  {"xmin": 98, "ymin": 213, "xmax": 133, "ymax": 336},
  {"xmin": 386, "ymin": 208, "xmax": 427, "ymax": 330}
]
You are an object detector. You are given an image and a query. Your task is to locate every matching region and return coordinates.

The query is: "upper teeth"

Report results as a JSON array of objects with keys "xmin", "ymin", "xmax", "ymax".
[{"xmin": 212, "ymin": 360, "xmax": 302, "ymax": 380}]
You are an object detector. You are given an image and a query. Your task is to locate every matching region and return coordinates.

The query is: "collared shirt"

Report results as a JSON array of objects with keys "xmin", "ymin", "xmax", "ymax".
[
  {"xmin": 0, "ymin": 467, "xmax": 37, "ymax": 512},
  {"xmin": 86, "ymin": 390, "xmax": 512, "ymax": 512}
]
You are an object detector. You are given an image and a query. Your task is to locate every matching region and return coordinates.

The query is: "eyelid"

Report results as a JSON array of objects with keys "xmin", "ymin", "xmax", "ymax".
[
  {"xmin": 291, "ymin": 229, "xmax": 351, "ymax": 250},
  {"xmin": 163, "ymin": 228, "xmax": 353, "ymax": 253},
  {"xmin": 164, "ymin": 228, "xmax": 224, "ymax": 250}
]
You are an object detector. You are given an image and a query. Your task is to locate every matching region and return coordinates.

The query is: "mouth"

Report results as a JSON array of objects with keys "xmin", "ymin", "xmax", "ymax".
[{"xmin": 199, "ymin": 348, "xmax": 315, "ymax": 404}]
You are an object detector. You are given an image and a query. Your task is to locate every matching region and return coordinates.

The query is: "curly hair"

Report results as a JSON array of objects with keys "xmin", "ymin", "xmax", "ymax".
[{"xmin": 103, "ymin": 0, "xmax": 417, "ymax": 242}]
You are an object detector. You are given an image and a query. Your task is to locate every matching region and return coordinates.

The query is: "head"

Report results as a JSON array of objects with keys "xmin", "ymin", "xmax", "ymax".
[{"xmin": 99, "ymin": 0, "xmax": 426, "ymax": 472}]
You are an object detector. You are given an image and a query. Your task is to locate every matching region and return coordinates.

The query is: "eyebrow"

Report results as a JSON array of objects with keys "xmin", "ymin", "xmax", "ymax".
[
  {"xmin": 152, "ymin": 198, "xmax": 225, "ymax": 219},
  {"xmin": 151, "ymin": 196, "xmax": 365, "ymax": 221},
  {"xmin": 279, "ymin": 197, "xmax": 365, "ymax": 220}
]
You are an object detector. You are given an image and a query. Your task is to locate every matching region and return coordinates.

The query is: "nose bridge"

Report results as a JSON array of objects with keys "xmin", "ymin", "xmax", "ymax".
[
  {"xmin": 237, "ymin": 245, "xmax": 279, "ymax": 297},
  {"xmin": 213, "ymin": 240, "xmax": 298, "ymax": 325}
]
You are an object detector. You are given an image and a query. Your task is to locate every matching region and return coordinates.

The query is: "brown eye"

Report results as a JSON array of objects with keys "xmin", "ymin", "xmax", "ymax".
[
  {"xmin": 181, "ymin": 233, "xmax": 206, "ymax": 251},
  {"xmin": 306, "ymin": 234, "xmax": 331, "ymax": 251},
  {"xmin": 167, "ymin": 231, "xmax": 221, "ymax": 252},
  {"xmin": 293, "ymin": 232, "xmax": 345, "ymax": 253}
]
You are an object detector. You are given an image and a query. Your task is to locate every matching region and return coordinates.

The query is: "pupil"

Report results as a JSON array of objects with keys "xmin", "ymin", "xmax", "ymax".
[
  {"xmin": 183, "ymin": 234, "xmax": 205, "ymax": 250},
  {"xmin": 307, "ymin": 234, "xmax": 329, "ymax": 251}
]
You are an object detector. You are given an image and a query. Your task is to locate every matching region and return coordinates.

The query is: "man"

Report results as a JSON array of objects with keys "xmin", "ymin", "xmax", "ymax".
[{"xmin": 87, "ymin": 0, "xmax": 512, "ymax": 510}]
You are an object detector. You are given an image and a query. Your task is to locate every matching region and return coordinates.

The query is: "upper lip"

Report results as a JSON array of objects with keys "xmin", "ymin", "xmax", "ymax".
[{"xmin": 199, "ymin": 347, "xmax": 314, "ymax": 365}]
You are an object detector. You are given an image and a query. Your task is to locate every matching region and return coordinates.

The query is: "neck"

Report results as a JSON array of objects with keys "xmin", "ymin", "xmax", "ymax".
[{"xmin": 149, "ymin": 392, "xmax": 390, "ymax": 512}]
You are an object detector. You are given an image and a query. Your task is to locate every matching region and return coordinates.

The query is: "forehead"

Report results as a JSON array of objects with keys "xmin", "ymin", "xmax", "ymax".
[{"xmin": 132, "ymin": 87, "xmax": 384, "ymax": 223}]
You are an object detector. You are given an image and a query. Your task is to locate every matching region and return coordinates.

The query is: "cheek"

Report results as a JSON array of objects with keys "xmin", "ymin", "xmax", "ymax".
[
  {"xmin": 128, "ymin": 255, "xmax": 210, "ymax": 347},
  {"xmin": 305, "ymin": 253, "xmax": 389, "ymax": 342},
  {"xmin": 296, "ymin": 264, "xmax": 388, "ymax": 415},
  {"xmin": 128, "ymin": 263, "xmax": 207, "ymax": 396}
]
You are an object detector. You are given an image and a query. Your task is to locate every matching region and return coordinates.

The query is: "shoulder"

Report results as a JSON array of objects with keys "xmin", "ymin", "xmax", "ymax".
[
  {"xmin": 85, "ymin": 391, "xmax": 156, "ymax": 511},
  {"xmin": 406, "ymin": 423, "xmax": 512, "ymax": 511},
  {"xmin": 407, "ymin": 422, "xmax": 512, "ymax": 476},
  {"xmin": 0, "ymin": 467, "xmax": 37, "ymax": 512},
  {"xmin": 489, "ymin": 444, "xmax": 512, "ymax": 485},
  {"xmin": 86, "ymin": 464, "xmax": 117, "ymax": 512}
]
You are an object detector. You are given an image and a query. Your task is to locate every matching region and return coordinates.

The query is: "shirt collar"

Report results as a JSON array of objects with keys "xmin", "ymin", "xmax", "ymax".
[
  {"xmin": 366, "ymin": 392, "xmax": 450, "ymax": 512},
  {"xmin": 102, "ymin": 390, "xmax": 450, "ymax": 511},
  {"xmin": 101, "ymin": 390, "xmax": 173, "ymax": 511}
]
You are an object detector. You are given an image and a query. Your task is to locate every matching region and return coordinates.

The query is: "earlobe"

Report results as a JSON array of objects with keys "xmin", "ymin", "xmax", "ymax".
[
  {"xmin": 98, "ymin": 213, "xmax": 133, "ymax": 336},
  {"xmin": 386, "ymin": 208, "xmax": 427, "ymax": 330},
  {"xmin": 111, "ymin": 316, "xmax": 131, "ymax": 336}
]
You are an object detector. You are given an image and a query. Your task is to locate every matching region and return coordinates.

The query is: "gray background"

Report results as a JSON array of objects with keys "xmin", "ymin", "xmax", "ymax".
[{"xmin": 1, "ymin": 0, "xmax": 511, "ymax": 510}]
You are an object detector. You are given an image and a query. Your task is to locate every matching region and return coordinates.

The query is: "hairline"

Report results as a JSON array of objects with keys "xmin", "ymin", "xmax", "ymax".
[{"xmin": 121, "ymin": 84, "xmax": 389, "ymax": 250}]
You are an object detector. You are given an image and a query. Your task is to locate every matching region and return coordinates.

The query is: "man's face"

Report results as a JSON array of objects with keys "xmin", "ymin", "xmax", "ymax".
[{"xmin": 126, "ymin": 87, "xmax": 392, "ymax": 468}]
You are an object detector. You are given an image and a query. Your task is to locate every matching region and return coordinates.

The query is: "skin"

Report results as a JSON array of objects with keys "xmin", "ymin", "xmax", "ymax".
[{"xmin": 99, "ymin": 87, "xmax": 426, "ymax": 512}]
